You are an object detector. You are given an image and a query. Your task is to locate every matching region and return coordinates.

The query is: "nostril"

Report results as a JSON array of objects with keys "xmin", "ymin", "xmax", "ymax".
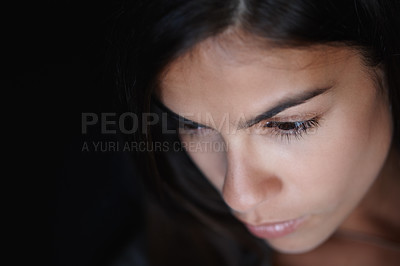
[
  {"xmin": 262, "ymin": 177, "xmax": 283, "ymax": 196},
  {"xmin": 222, "ymin": 176, "xmax": 283, "ymax": 213}
]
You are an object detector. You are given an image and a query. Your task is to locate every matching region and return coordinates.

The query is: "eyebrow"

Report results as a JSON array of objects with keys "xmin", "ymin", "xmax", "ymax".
[
  {"xmin": 152, "ymin": 86, "xmax": 332, "ymax": 130},
  {"xmin": 238, "ymin": 86, "xmax": 332, "ymax": 129}
]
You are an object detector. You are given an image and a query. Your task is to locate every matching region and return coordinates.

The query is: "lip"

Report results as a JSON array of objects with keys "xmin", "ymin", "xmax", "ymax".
[{"xmin": 244, "ymin": 215, "xmax": 309, "ymax": 239}]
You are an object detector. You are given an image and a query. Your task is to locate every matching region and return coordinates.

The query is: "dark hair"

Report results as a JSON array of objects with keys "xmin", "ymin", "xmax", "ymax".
[{"xmin": 111, "ymin": 0, "xmax": 400, "ymax": 264}]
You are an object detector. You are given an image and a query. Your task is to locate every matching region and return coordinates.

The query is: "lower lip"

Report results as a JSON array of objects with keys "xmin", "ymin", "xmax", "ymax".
[{"xmin": 245, "ymin": 216, "xmax": 308, "ymax": 239}]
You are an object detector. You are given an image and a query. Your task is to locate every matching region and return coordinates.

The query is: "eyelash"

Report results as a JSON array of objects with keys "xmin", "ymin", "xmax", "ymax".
[
  {"xmin": 179, "ymin": 117, "xmax": 320, "ymax": 142},
  {"xmin": 262, "ymin": 118, "xmax": 320, "ymax": 142}
]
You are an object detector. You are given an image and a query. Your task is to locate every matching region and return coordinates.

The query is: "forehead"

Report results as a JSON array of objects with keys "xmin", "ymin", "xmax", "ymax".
[{"xmin": 157, "ymin": 34, "xmax": 359, "ymax": 118}]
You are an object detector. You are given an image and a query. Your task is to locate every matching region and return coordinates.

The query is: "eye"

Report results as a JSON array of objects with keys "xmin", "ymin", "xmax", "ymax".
[
  {"xmin": 178, "ymin": 123, "xmax": 215, "ymax": 137},
  {"xmin": 262, "ymin": 118, "xmax": 320, "ymax": 142}
]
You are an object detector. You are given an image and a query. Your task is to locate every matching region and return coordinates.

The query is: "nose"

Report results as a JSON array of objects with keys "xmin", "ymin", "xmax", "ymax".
[{"xmin": 221, "ymin": 141, "xmax": 283, "ymax": 213}]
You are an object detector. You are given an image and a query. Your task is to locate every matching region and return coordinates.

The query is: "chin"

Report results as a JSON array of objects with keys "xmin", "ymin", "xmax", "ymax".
[
  {"xmin": 266, "ymin": 232, "xmax": 332, "ymax": 254},
  {"xmin": 269, "ymin": 242, "xmax": 320, "ymax": 254}
]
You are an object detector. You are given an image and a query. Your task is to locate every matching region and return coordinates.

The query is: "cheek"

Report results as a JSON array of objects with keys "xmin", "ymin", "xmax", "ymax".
[{"xmin": 282, "ymin": 92, "xmax": 392, "ymax": 214}]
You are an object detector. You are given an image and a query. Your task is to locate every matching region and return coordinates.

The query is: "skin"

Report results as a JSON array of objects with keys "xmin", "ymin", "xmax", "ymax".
[{"xmin": 157, "ymin": 31, "xmax": 399, "ymax": 256}]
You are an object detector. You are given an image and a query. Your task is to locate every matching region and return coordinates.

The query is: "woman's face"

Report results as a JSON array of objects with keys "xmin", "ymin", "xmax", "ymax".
[{"xmin": 157, "ymin": 37, "xmax": 393, "ymax": 253}]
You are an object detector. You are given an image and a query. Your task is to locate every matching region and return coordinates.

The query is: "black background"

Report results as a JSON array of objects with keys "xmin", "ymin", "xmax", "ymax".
[{"xmin": 12, "ymin": 1, "xmax": 145, "ymax": 265}]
